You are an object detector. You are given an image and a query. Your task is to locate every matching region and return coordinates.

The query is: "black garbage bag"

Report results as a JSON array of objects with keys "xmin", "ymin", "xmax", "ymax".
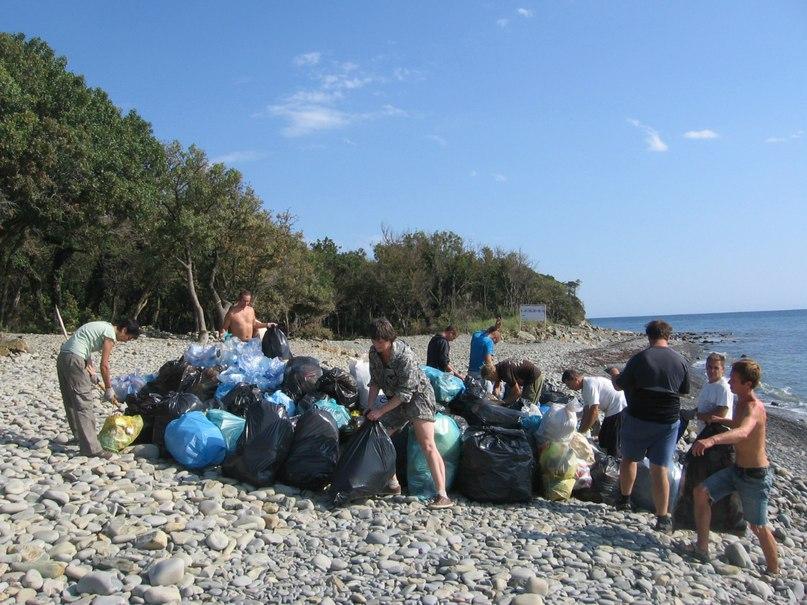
[
  {"xmin": 222, "ymin": 400, "xmax": 293, "ymax": 487},
  {"xmin": 316, "ymin": 368, "xmax": 359, "ymax": 408},
  {"xmin": 539, "ymin": 383, "xmax": 572, "ymax": 405},
  {"xmin": 261, "ymin": 325, "xmax": 292, "ymax": 360},
  {"xmin": 280, "ymin": 409, "xmax": 340, "ymax": 490},
  {"xmin": 586, "ymin": 451, "xmax": 621, "ymax": 504},
  {"xmin": 329, "ymin": 421, "xmax": 396, "ymax": 506},
  {"xmin": 674, "ymin": 424, "xmax": 747, "ymax": 534},
  {"xmin": 458, "ymin": 427, "xmax": 534, "ymax": 503},
  {"xmin": 221, "ymin": 383, "xmax": 261, "ymax": 417},
  {"xmin": 298, "ymin": 391, "xmax": 327, "ymax": 415},
  {"xmin": 143, "ymin": 358, "xmax": 189, "ymax": 397},
  {"xmin": 179, "ymin": 366, "xmax": 220, "ymax": 402},
  {"xmin": 165, "ymin": 392, "xmax": 208, "ymax": 418},
  {"xmin": 125, "ymin": 392, "xmax": 167, "ymax": 417},
  {"xmin": 282, "ymin": 356, "xmax": 323, "ymax": 401},
  {"xmin": 449, "ymin": 376, "xmax": 525, "ymax": 429}
]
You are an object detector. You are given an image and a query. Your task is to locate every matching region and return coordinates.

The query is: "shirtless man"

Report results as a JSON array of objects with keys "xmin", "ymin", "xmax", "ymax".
[
  {"xmin": 220, "ymin": 290, "xmax": 276, "ymax": 341},
  {"xmin": 688, "ymin": 358, "xmax": 778, "ymax": 574}
]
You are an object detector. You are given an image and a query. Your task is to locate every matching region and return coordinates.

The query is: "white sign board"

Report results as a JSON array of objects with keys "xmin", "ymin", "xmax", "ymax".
[{"xmin": 519, "ymin": 304, "xmax": 546, "ymax": 323}]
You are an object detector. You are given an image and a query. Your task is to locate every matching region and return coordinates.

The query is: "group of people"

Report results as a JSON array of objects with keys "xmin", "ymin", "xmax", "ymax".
[
  {"xmin": 558, "ymin": 320, "xmax": 777, "ymax": 574},
  {"xmin": 56, "ymin": 306, "xmax": 778, "ymax": 573}
]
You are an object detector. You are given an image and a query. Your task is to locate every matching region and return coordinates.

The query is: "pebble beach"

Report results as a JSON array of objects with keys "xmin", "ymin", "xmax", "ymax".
[{"xmin": 1, "ymin": 331, "xmax": 806, "ymax": 604}]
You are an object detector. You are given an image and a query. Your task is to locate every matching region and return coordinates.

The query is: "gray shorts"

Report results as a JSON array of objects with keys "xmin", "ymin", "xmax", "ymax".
[{"xmin": 381, "ymin": 394, "xmax": 435, "ymax": 433}]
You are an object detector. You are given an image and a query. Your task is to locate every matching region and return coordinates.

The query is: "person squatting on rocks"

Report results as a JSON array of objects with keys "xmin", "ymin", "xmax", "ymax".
[
  {"xmin": 481, "ymin": 357, "xmax": 544, "ymax": 405},
  {"xmin": 612, "ymin": 319, "xmax": 690, "ymax": 533},
  {"xmin": 56, "ymin": 319, "xmax": 140, "ymax": 458},
  {"xmin": 468, "ymin": 317, "xmax": 502, "ymax": 391},
  {"xmin": 687, "ymin": 358, "xmax": 779, "ymax": 574},
  {"xmin": 562, "ymin": 369, "xmax": 627, "ymax": 457},
  {"xmin": 220, "ymin": 290, "xmax": 276, "ymax": 341},
  {"xmin": 426, "ymin": 325, "xmax": 464, "ymax": 379},
  {"xmin": 364, "ymin": 318, "xmax": 454, "ymax": 509},
  {"xmin": 694, "ymin": 352, "xmax": 734, "ymax": 434}
]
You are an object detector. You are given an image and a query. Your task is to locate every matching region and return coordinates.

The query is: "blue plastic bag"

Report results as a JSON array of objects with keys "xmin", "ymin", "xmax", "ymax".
[
  {"xmin": 521, "ymin": 404, "xmax": 544, "ymax": 432},
  {"xmin": 111, "ymin": 373, "xmax": 147, "ymax": 401},
  {"xmin": 420, "ymin": 366, "xmax": 465, "ymax": 403},
  {"xmin": 207, "ymin": 409, "xmax": 246, "ymax": 454},
  {"xmin": 184, "ymin": 343, "xmax": 222, "ymax": 368},
  {"xmin": 164, "ymin": 411, "xmax": 227, "ymax": 469},
  {"xmin": 407, "ymin": 413, "xmax": 462, "ymax": 499},
  {"xmin": 313, "ymin": 397, "xmax": 350, "ymax": 429},
  {"xmin": 263, "ymin": 390, "xmax": 297, "ymax": 418}
]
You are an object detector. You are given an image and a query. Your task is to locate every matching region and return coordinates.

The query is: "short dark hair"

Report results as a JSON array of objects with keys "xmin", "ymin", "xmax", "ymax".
[
  {"xmin": 731, "ymin": 358, "xmax": 761, "ymax": 389},
  {"xmin": 706, "ymin": 352, "xmax": 726, "ymax": 366},
  {"xmin": 645, "ymin": 320, "xmax": 672, "ymax": 341},
  {"xmin": 486, "ymin": 316, "xmax": 503, "ymax": 334},
  {"xmin": 370, "ymin": 317, "xmax": 397, "ymax": 342},
  {"xmin": 238, "ymin": 290, "xmax": 252, "ymax": 300},
  {"xmin": 445, "ymin": 325, "xmax": 458, "ymax": 336},
  {"xmin": 117, "ymin": 319, "xmax": 141, "ymax": 338},
  {"xmin": 561, "ymin": 369, "xmax": 582, "ymax": 382}
]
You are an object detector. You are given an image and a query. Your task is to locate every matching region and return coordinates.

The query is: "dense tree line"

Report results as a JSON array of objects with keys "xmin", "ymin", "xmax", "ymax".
[{"xmin": 0, "ymin": 34, "xmax": 584, "ymax": 339}]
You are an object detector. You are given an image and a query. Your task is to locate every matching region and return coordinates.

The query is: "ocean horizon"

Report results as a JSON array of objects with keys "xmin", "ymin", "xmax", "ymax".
[{"xmin": 588, "ymin": 308, "xmax": 807, "ymax": 416}]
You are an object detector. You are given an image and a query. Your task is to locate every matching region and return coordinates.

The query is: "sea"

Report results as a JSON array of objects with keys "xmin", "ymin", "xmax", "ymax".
[{"xmin": 589, "ymin": 309, "xmax": 807, "ymax": 417}]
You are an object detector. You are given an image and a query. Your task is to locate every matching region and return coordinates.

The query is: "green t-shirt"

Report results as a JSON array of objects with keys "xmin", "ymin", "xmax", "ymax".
[{"xmin": 61, "ymin": 321, "xmax": 116, "ymax": 360}]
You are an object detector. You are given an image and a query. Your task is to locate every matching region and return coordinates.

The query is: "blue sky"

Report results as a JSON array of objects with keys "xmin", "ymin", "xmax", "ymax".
[{"xmin": 5, "ymin": 1, "xmax": 806, "ymax": 317}]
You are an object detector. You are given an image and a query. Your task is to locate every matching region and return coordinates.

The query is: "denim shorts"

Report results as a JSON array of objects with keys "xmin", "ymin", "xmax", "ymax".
[
  {"xmin": 620, "ymin": 412, "xmax": 680, "ymax": 467},
  {"xmin": 701, "ymin": 465, "xmax": 773, "ymax": 526}
]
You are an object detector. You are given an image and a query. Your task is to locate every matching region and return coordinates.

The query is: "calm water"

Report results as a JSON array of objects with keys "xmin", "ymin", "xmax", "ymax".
[{"xmin": 589, "ymin": 309, "xmax": 807, "ymax": 416}]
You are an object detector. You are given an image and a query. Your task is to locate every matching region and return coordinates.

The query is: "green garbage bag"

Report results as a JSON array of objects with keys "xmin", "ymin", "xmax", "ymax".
[
  {"xmin": 406, "ymin": 413, "xmax": 462, "ymax": 499},
  {"xmin": 539, "ymin": 441, "xmax": 579, "ymax": 501},
  {"xmin": 98, "ymin": 414, "xmax": 144, "ymax": 452},
  {"xmin": 206, "ymin": 409, "xmax": 246, "ymax": 454}
]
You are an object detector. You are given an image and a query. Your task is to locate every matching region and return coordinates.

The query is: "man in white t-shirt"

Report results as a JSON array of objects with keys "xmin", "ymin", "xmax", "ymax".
[
  {"xmin": 694, "ymin": 352, "xmax": 734, "ymax": 434},
  {"xmin": 562, "ymin": 368, "xmax": 627, "ymax": 457}
]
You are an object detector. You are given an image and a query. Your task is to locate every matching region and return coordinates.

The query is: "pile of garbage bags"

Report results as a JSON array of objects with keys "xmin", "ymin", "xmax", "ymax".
[{"xmin": 104, "ymin": 344, "xmax": 645, "ymax": 508}]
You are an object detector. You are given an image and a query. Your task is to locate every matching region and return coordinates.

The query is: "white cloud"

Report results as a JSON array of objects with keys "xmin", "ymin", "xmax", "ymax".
[
  {"xmin": 497, "ymin": 18, "xmax": 509, "ymax": 28},
  {"xmin": 766, "ymin": 130, "xmax": 803, "ymax": 143},
  {"xmin": 426, "ymin": 134, "xmax": 448, "ymax": 147},
  {"xmin": 210, "ymin": 150, "xmax": 267, "ymax": 164},
  {"xmin": 516, "ymin": 8, "xmax": 534, "ymax": 17},
  {"xmin": 293, "ymin": 52, "xmax": 321, "ymax": 67},
  {"xmin": 469, "ymin": 170, "xmax": 478, "ymax": 177},
  {"xmin": 262, "ymin": 56, "xmax": 410, "ymax": 137},
  {"xmin": 628, "ymin": 118, "xmax": 668, "ymax": 152},
  {"xmin": 683, "ymin": 129, "xmax": 719, "ymax": 140},
  {"xmin": 492, "ymin": 173, "xmax": 508, "ymax": 183}
]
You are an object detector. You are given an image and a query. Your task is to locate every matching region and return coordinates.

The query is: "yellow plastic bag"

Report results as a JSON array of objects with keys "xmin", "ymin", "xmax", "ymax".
[
  {"xmin": 569, "ymin": 432, "xmax": 595, "ymax": 465},
  {"xmin": 540, "ymin": 441, "xmax": 580, "ymax": 502},
  {"xmin": 98, "ymin": 414, "xmax": 144, "ymax": 452}
]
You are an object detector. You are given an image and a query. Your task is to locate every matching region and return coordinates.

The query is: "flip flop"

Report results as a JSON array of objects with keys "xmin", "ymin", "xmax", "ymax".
[{"xmin": 676, "ymin": 541, "xmax": 710, "ymax": 563}]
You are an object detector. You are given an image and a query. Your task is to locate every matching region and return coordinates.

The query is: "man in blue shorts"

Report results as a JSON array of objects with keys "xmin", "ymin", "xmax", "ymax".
[
  {"xmin": 613, "ymin": 320, "xmax": 690, "ymax": 533},
  {"xmin": 688, "ymin": 358, "xmax": 778, "ymax": 574}
]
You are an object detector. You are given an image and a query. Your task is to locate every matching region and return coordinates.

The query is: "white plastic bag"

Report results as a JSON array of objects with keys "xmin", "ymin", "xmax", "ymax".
[
  {"xmin": 349, "ymin": 358, "xmax": 371, "ymax": 410},
  {"xmin": 536, "ymin": 398, "xmax": 582, "ymax": 443}
]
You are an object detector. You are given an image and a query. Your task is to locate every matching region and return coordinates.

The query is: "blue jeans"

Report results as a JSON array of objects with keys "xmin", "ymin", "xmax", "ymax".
[
  {"xmin": 701, "ymin": 465, "xmax": 772, "ymax": 526},
  {"xmin": 620, "ymin": 412, "xmax": 680, "ymax": 467}
]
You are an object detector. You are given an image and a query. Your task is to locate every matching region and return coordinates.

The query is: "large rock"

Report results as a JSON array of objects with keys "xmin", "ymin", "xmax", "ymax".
[
  {"xmin": 76, "ymin": 571, "xmax": 123, "ymax": 595},
  {"xmin": 517, "ymin": 331, "xmax": 537, "ymax": 342},
  {"xmin": 725, "ymin": 542, "xmax": 752, "ymax": 568},
  {"xmin": 0, "ymin": 337, "xmax": 29, "ymax": 356},
  {"xmin": 147, "ymin": 557, "xmax": 185, "ymax": 586}
]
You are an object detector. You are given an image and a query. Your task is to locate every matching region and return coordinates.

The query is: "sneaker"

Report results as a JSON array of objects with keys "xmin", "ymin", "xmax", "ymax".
[
  {"xmin": 428, "ymin": 496, "xmax": 454, "ymax": 510},
  {"xmin": 655, "ymin": 514, "xmax": 673, "ymax": 534},
  {"xmin": 615, "ymin": 493, "xmax": 633, "ymax": 511},
  {"xmin": 90, "ymin": 450, "xmax": 115, "ymax": 460},
  {"xmin": 379, "ymin": 483, "xmax": 402, "ymax": 496}
]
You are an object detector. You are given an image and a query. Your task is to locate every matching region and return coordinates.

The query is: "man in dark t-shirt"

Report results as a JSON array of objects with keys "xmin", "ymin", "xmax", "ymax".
[
  {"xmin": 613, "ymin": 319, "xmax": 690, "ymax": 534},
  {"xmin": 426, "ymin": 326, "xmax": 462, "ymax": 377}
]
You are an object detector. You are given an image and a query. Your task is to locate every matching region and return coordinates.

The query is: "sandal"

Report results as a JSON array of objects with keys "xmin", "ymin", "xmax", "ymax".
[{"xmin": 677, "ymin": 541, "xmax": 710, "ymax": 563}]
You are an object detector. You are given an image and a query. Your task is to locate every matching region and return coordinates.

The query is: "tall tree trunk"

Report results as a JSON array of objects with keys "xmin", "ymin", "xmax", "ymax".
[
  {"xmin": 50, "ymin": 246, "xmax": 75, "ymax": 326},
  {"xmin": 178, "ymin": 251, "xmax": 208, "ymax": 343},
  {"xmin": 132, "ymin": 287, "xmax": 152, "ymax": 320},
  {"xmin": 208, "ymin": 251, "xmax": 230, "ymax": 329},
  {"xmin": 26, "ymin": 272, "xmax": 49, "ymax": 324},
  {"xmin": 152, "ymin": 297, "xmax": 161, "ymax": 327}
]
